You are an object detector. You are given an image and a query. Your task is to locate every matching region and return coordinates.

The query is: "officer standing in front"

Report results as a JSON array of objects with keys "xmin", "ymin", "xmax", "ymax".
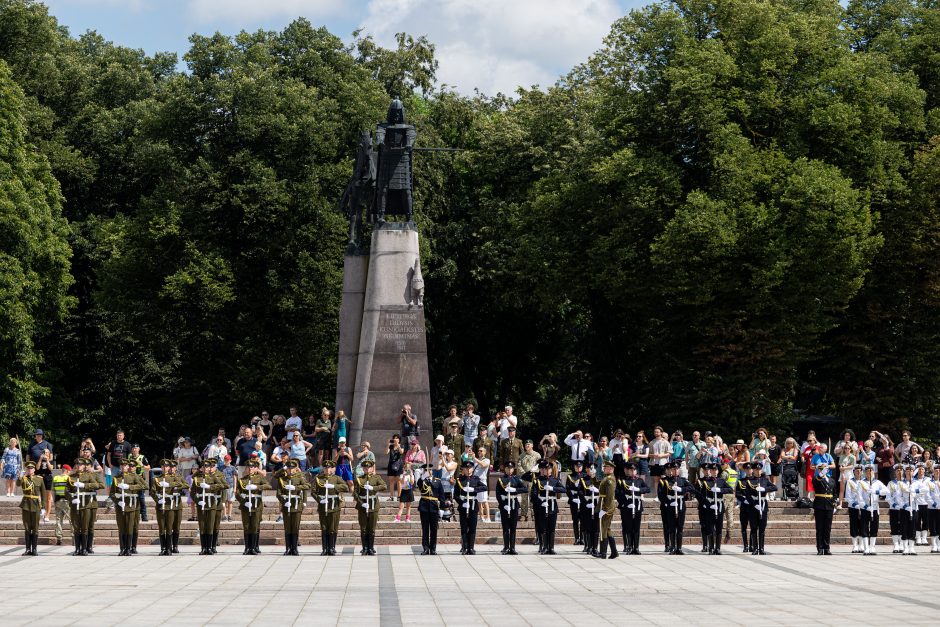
[
  {"xmin": 596, "ymin": 459, "xmax": 618, "ymax": 559},
  {"xmin": 18, "ymin": 461, "xmax": 45, "ymax": 556},
  {"xmin": 813, "ymin": 463, "xmax": 838, "ymax": 555},
  {"xmin": 417, "ymin": 462, "xmax": 448, "ymax": 555}
]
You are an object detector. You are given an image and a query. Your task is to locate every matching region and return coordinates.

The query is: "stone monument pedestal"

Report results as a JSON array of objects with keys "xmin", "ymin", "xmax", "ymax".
[{"xmin": 336, "ymin": 223, "xmax": 432, "ymax": 465}]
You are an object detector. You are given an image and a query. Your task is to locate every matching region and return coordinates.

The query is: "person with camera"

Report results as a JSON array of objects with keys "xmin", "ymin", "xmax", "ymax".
[
  {"xmin": 386, "ymin": 434, "xmax": 404, "ymax": 501},
  {"xmin": 399, "ymin": 404, "xmax": 419, "ymax": 441}
]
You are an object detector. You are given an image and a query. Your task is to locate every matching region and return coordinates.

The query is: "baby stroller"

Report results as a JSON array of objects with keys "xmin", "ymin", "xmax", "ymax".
[{"xmin": 781, "ymin": 461, "xmax": 800, "ymax": 501}]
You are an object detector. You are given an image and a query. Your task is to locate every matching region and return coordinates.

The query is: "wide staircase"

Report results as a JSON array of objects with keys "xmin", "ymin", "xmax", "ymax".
[{"xmin": 0, "ymin": 493, "xmax": 862, "ymax": 547}]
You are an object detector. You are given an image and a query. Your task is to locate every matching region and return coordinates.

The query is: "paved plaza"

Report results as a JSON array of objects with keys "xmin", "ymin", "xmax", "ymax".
[{"xmin": 2, "ymin": 544, "xmax": 939, "ymax": 626}]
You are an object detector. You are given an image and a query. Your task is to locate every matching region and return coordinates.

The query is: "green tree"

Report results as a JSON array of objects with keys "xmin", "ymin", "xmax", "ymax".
[{"xmin": 0, "ymin": 60, "xmax": 73, "ymax": 435}]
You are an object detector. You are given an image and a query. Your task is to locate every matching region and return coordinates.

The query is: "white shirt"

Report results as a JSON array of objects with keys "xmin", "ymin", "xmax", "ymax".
[
  {"xmin": 498, "ymin": 416, "xmax": 518, "ymax": 440},
  {"xmin": 564, "ymin": 434, "xmax": 588, "ymax": 461},
  {"xmin": 285, "ymin": 415, "xmax": 303, "ymax": 432}
]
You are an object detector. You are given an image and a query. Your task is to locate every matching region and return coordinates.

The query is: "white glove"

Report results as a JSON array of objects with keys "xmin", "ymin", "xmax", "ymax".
[
  {"xmin": 160, "ymin": 481, "xmax": 170, "ymax": 488},
  {"xmin": 247, "ymin": 483, "xmax": 257, "ymax": 490},
  {"xmin": 158, "ymin": 498, "xmax": 166, "ymax": 505},
  {"xmin": 506, "ymin": 487, "xmax": 516, "ymax": 493},
  {"xmin": 200, "ymin": 482, "xmax": 210, "ymax": 489},
  {"xmin": 711, "ymin": 486, "xmax": 722, "ymax": 493},
  {"xmin": 755, "ymin": 486, "xmax": 766, "ymax": 493},
  {"xmin": 325, "ymin": 483, "xmax": 334, "ymax": 489},
  {"xmin": 364, "ymin": 484, "xmax": 373, "ymax": 491},
  {"xmin": 75, "ymin": 481, "xmax": 84, "ymax": 488},
  {"xmin": 119, "ymin": 483, "xmax": 129, "ymax": 490},
  {"xmin": 628, "ymin": 485, "xmax": 639, "ymax": 492},
  {"xmin": 285, "ymin": 484, "xmax": 295, "ymax": 491},
  {"xmin": 599, "ymin": 510, "xmax": 606, "ymax": 519}
]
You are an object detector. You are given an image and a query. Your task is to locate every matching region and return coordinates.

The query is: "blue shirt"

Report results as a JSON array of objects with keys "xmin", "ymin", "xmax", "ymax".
[{"xmin": 811, "ymin": 453, "xmax": 834, "ymax": 470}]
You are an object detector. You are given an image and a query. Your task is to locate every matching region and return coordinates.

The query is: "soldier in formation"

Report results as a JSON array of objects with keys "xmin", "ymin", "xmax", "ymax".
[
  {"xmin": 277, "ymin": 458, "xmax": 312, "ymax": 556},
  {"xmin": 615, "ymin": 461, "xmax": 649, "ymax": 555},
  {"xmin": 110, "ymin": 458, "xmax": 148, "ymax": 555},
  {"xmin": 529, "ymin": 459, "xmax": 567, "ymax": 555},
  {"xmin": 454, "ymin": 460, "xmax": 487, "ymax": 555},
  {"xmin": 236, "ymin": 458, "xmax": 271, "ymax": 555},
  {"xmin": 354, "ymin": 459, "xmax": 386, "ymax": 555},
  {"xmin": 192, "ymin": 458, "xmax": 226, "ymax": 555},
  {"xmin": 417, "ymin": 463, "xmax": 447, "ymax": 555},
  {"xmin": 69, "ymin": 457, "xmax": 104, "ymax": 555},
  {"xmin": 658, "ymin": 461, "xmax": 694, "ymax": 555},
  {"xmin": 495, "ymin": 460, "xmax": 525, "ymax": 555}
]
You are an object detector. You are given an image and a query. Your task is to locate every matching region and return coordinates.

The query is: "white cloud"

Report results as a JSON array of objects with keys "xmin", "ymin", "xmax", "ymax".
[
  {"xmin": 360, "ymin": 0, "xmax": 622, "ymax": 95},
  {"xmin": 43, "ymin": 0, "xmax": 149, "ymax": 10},
  {"xmin": 187, "ymin": 0, "xmax": 347, "ymax": 25}
]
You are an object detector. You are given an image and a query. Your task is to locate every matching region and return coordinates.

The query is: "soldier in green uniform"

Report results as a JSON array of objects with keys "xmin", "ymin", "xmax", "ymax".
[
  {"xmin": 207, "ymin": 458, "xmax": 227, "ymax": 553},
  {"xmin": 19, "ymin": 461, "xmax": 46, "ymax": 556},
  {"xmin": 192, "ymin": 458, "xmax": 226, "ymax": 555},
  {"xmin": 167, "ymin": 460, "xmax": 185, "ymax": 553},
  {"xmin": 596, "ymin": 459, "xmax": 619, "ymax": 559},
  {"xmin": 236, "ymin": 458, "xmax": 271, "ymax": 555},
  {"xmin": 68, "ymin": 457, "xmax": 104, "ymax": 556},
  {"xmin": 151, "ymin": 458, "xmax": 184, "ymax": 556},
  {"xmin": 110, "ymin": 458, "xmax": 148, "ymax": 555},
  {"xmin": 313, "ymin": 460, "xmax": 349, "ymax": 555},
  {"xmin": 275, "ymin": 458, "xmax": 312, "ymax": 555},
  {"xmin": 354, "ymin": 459, "xmax": 387, "ymax": 555}
]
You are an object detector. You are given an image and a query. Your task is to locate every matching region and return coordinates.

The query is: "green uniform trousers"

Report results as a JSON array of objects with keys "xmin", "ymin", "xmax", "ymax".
[{"xmin": 282, "ymin": 511, "xmax": 302, "ymax": 534}]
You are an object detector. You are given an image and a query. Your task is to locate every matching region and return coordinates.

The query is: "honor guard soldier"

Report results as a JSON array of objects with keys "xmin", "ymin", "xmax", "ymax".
[
  {"xmin": 528, "ymin": 459, "xmax": 568, "ymax": 554},
  {"xmin": 495, "ymin": 460, "xmax": 525, "ymax": 554},
  {"xmin": 152, "ymin": 458, "xmax": 185, "ymax": 556},
  {"xmin": 111, "ymin": 458, "xmax": 147, "ymax": 555},
  {"xmin": 193, "ymin": 458, "xmax": 226, "ymax": 555},
  {"xmin": 845, "ymin": 465, "xmax": 865, "ymax": 553},
  {"xmin": 354, "ymin": 459, "xmax": 387, "ymax": 555},
  {"xmin": 695, "ymin": 462, "xmax": 733, "ymax": 554},
  {"xmin": 855, "ymin": 464, "xmax": 888, "ymax": 555},
  {"xmin": 454, "ymin": 460, "xmax": 487, "ymax": 555},
  {"xmin": 566, "ymin": 459, "xmax": 585, "ymax": 545},
  {"xmin": 69, "ymin": 457, "xmax": 104, "ymax": 556},
  {"xmin": 927, "ymin": 466, "xmax": 940, "ymax": 553},
  {"xmin": 812, "ymin": 464, "xmax": 837, "ymax": 555},
  {"xmin": 167, "ymin": 460, "xmax": 185, "ymax": 552},
  {"xmin": 276, "ymin": 458, "xmax": 312, "ymax": 555},
  {"xmin": 314, "ymin": 460, "xmax": 347, "ymax": 556},
  {"xmin": 914, "ymin": 463, "xmax": 930, "ymax": 546},
  {"xmin": 18, "ymin": 461, "xmax": 45, "ymax": 556},
  {"xmin": 417, "ymin": 463, "xmax": 447, "ymax": 555},
  {"xmin": 658, "ymin": 460, "xmax": 694, "ymax": 555},
  {"xmin": 207, "ymin": 457, "xmax": 228, "ymax": 553},
  {"xmin": 580, "ymin": 465, "xmax": 602, "ymax": 556},
  {"xmin": 615, "ymin": 461, "xmax": 650, "ymax": 555},
  {"xmin": 887, "ymin": 464, "xmax": 905, "ymax": 553},
  {"xmin": 735, "ymin": 461, "xmax": 754, "ymax": 552},
  {"xmin": 236, "ymin": 458, "xmax": 271, "ymax": 555},
  {"xmin": 596, "ymin": 459, "xmax": 618, "ymax": 559},
  {"xmin": 741, "ymin": 461, "xmax": 777, "ymax": 555},
  {"xmin": 898, "ymin": 463, "xmax": 923, "ymax": 555}
]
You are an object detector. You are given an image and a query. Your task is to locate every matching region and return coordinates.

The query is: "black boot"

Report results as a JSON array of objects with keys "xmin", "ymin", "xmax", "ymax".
[
  {"xmin": 288, "ymin": 533, "xmax": 296, "ymax": 556},
  {"xmin": 596, "ymin": 536, "xmax": 608, "ymax": 558},
  {"xmin": 29, "ymin": 531, "xmax": 37, "ymax": 556},
  {"xmin": 623, "ymin": 534, "xmax": 632, "ymax": 555},
  {"xmin": 751, "ymin": 529, "xmax": 759, "ymax": 555},
  {"xmin": 210, "ymin": 532, "xmax": 218, "ymax": 554},
  {"xmin": 509, "ymin": 527, "xmax": 518, "ymax": 555},
  {"xmin": 85, "ymin": 532, "xmax": 95, "ymax": 556},
  {"xmin": 715, "ymin": 533, "xmax": 722, "ymax": 555},
  {"xmin": 633, "ymin": 533, "xmax": 641, "ymax": 555},
  {"xmin": 320, "ymin": 532, "xmax": 328, "ymax": 556},
  {"xmin": 360, "ymin": 532, "xmax": 367, "ymax": 555},
  {"xmin": 608, "ymin": 537, "xmax": 618, "ymax": 559},
  {"xmin": 131, "ymin": 532, "xmax": 138, "ymax": 554},
  {"xmin": 501, "ymin": 529, "xmax": 509, "ymax": 554},
  {"xmin": 72, "ymin": 534, "xmax": 82, "ymax": 556},
  {"xmin": 118, "ymin": 533, "xmax": 126, "ymax": 556},
  {"xmin": 23, "ymin": 532, "xmax": 31, "ymax": 556},
  {"xmin": 742, "ymin": 530, "xmax": 749, "ymax": 553},
  {"xmin": 330, "ymin": 533, "xmax": 337, "ymax": 556},
  {"xmin": 673, "ymin": 534, "xmax": 684, "ymax": 555},
  {"xmin": 702, "ymin": 530, "xmax": 708, "ymax": 553},
  {"xmin": 293, "ymin": 533, "xmax": 302, "ymax": 556},
  {"xmin": 243, "ymin": 533, "xmax": 253, "ymax": 555},
  {"xmin": 253, "ymin": 533, "xmax": 262, "ymax": 555},
  {"xmin": 758, "ymin": 529, "xmax": 766, "ymax": 555},
  {"xmin": 77, "ymin": 533, "xmax": 87, "ymax": 556},
  {"xmin": 172, "ymin": 531, "xmax": 180, "ymax": 554},
  {"xmin": 547, "ymin": 531, "xmax": 556, "ymax": 555}
]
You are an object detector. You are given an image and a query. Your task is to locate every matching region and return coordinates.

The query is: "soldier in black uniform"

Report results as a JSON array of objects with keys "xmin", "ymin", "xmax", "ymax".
[
  {"xmin": 529, "ymin": 460, "xmax": 568, "ymax": 554},
  {"xmin": 742, "ymin": 461, "xmax": 777, "ymax": 555},
  {"xmin": 813, "ymin": 465, "xmax": 838, "ymax": 555},
  {"xmin": 454, "ymin": 460, "xmax": 488, "ymax": 555},
  {"xmin": 417, "ymin": 463, "xmax": 447, "ymax": 555},
  {"xmin": 736, "ymin": 462, "xmax": 755, "ymax": 552},
  {"xmin": 495, "ymin": 460, "xmax": 525, "ymax": 555},
  {"xmin": 579, "ymin": 465, "xmax": 602, "ymax": 556},
  {"xmin": 658, "ymin": 461, "xmax": 694, "ymax": 555},
  {"xmin": 566, "ymin": 459, "xmax": 584, "ymax": 545},
  {"xmin": 373, "ymin": 98, "xmax": 417, "ymax": 222},
  {"xmin": 694, "ymin": 462, "xmax": 733, "ymax": 554},
  {"xmin": 616, "ymin": 462, "xmax": 650, "ymax": 555}
]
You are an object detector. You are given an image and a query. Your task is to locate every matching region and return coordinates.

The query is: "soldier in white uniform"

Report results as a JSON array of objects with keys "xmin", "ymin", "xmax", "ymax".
[
  {"xmin": 913, "ymin": 463, "xmax": 931, "ymax": 546},
  {"xmin": 854, "ymin": 464, "xmax": 887, "ymax": 555},
  {"xmin": 845, "ymin": 465, "xmax": 864, "ymax": 554},
  {"xmin": 887, "ymin": 464, "xmax": 905, "ymax": 553},
  {"xmin": 927, "ymin": 466, "xmax": 940, "ymax": 553}
]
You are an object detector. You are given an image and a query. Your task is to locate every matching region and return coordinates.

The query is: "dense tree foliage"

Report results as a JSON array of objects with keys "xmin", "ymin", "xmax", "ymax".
[{"xmin": 1, "ymin": 0, "xmax": 939, "ymax": 453}]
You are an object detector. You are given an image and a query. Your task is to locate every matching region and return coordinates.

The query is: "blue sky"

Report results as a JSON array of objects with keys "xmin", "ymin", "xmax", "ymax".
[{"xmin": 42, "ymin": 0, "xmax": 645, "ymax": 95}]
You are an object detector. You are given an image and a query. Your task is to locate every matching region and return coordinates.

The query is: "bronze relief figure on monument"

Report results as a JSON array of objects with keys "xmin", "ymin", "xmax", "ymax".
[{"xmin": 335, "ymin": 98, "xmax": 436, "ymax": 466}]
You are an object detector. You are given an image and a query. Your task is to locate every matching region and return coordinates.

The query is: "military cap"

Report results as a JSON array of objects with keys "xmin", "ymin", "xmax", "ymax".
[
  {"xmin": 361, "ymin": 460, "xmax": 374, "ymax": 468},
  {"xmin": 537, "ymin": 459, "xmax": 551, "ymax": 469},
  {"xmin": 202, "ymin": 457, "xmax": 217, "ymax": 466},
  {"xmin": 665, "ymin": 461, "xmax": 679, "ymax": 469},
  {"xmin": 161, "ymin": 458, "xmax": 174, "ymax": 466},
  {"xmin": 461, "ymin": 460, "xmax": 475, "ymax": 469},
  {"xmin": 287, "ymin": 459, "xmax": 302, "ymax": 468},
  {"xmin": 74, "ymin": 457, "xmax": 87, "ymax": 465},
  {"xmin": 572, "ymin": 459, "xmax": 584, "ymax": 467},
  {"xmin": 502, "ymin": 460, "xmax": 516, "ymax": 468},
  {"xmin": 247, "ymin": 458, "xmax": 261, "ymax": 468},
  {"xmin": 122, "ymin": 458, "xmax": 136, "ymax": 466},
  {"xmin": 603, "ymin": 459, "xmax": 616, "ymax": 469},
  {"xmin": 168, "ymin": 460, "xmax": 178, "ymax": 467},
  {"xmin": 623, "ymin": 461, "xmax": 637, "ymax": 470},
  {"xmin": 320, "ymin": 460, "xmax": 335, "ymax": 468},
  {"xmin": 24, "ymin": 461, "xmax": 36, "ymax": 469}
]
